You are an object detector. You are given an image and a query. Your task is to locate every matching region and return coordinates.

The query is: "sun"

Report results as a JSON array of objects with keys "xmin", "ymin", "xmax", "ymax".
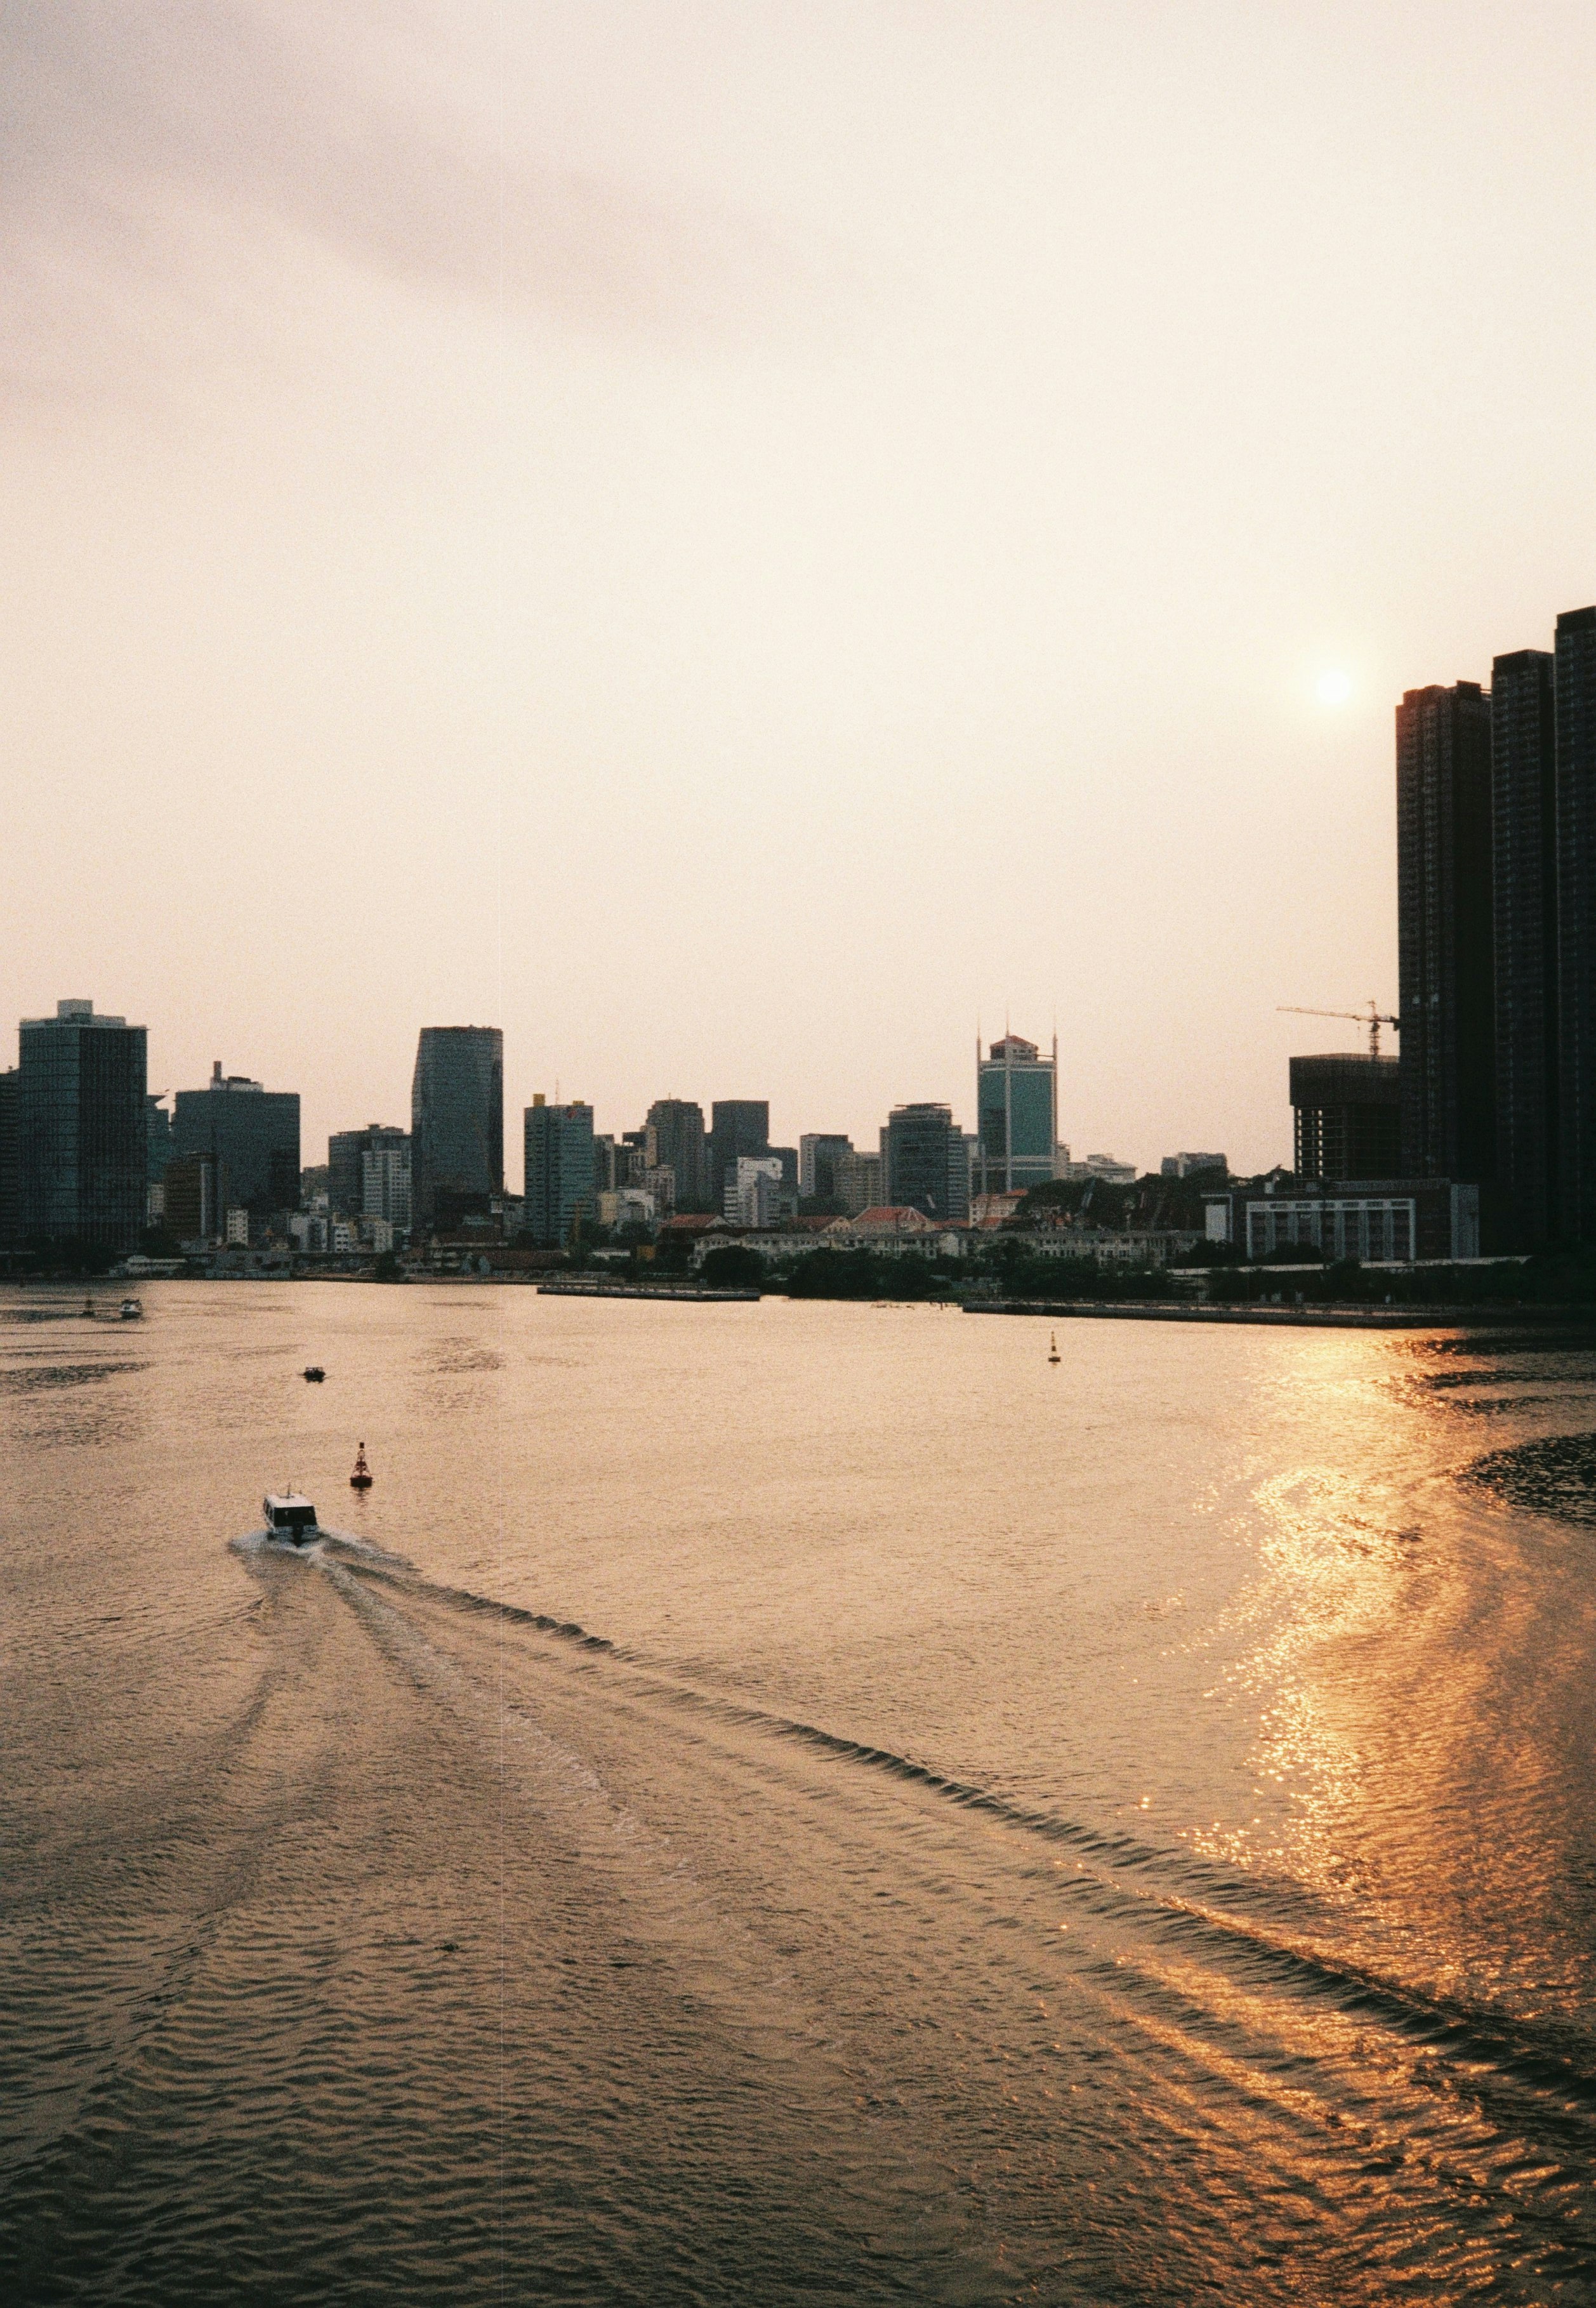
[{"xmin": 1316, "ymin": 668, "xmax": 1353, "ymax": 707}]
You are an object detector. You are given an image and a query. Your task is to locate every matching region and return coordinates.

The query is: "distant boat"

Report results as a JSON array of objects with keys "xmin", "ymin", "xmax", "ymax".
[
  {"xmin": 1048, "ymin": 1331, "xmax": 1061, "ymax": 1364},
  {"xmin": 350, "ymin": 1442, "xmax": 373, "ymax": 1491},
  {"xmin": 118, "ymin": 1297, "xmax": 143, "ymax": 1321},
  {"xmin": 302, "ymin": 1366, "xmax": 326, "ymax": 1383}
]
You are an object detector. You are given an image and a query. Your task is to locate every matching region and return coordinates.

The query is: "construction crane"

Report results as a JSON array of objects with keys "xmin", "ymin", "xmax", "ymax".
[{"xmin": 1278, "ymin": 1000, "xmax": 1399, "ymax": 1060}]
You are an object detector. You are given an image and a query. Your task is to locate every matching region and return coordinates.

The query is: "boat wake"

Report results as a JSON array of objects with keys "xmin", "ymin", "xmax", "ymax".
[{"xmin": 321, "ymin": 1553, "xmax": 1596, "ymax": 2144}]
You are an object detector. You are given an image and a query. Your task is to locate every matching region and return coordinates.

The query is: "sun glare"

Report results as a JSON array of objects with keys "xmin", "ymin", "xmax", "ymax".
[{"xmin": 1316, "ymin": 669, "xmax": 1353, "ymax": 707}]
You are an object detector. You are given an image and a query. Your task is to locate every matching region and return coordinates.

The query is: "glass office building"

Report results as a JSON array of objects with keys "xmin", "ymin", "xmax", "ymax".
[
  {"xmin": 411, "ymin": 1026, "xmax": 504, "ymax": 1232},
  {"xmin": 975, "ymin": 1034, "xmax": 1059, "ymax": 1195}
]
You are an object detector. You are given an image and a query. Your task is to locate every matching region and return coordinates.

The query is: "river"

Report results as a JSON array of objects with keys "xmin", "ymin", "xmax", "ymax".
[{"xmin": 3, "ymin": 1281, "xmax": 1595, "ymax": 2304}]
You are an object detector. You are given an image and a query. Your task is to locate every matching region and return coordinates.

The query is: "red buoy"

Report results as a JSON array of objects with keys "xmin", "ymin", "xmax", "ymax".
[{"xmin": 350, "ymin": 1442, "xmax": 373, "ymax": 1491}]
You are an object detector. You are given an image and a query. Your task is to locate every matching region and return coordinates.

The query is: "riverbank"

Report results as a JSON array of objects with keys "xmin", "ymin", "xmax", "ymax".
[
  {"xmin": 536, "ymin": 1278, "xmax": 760, "ymax": 1302},
  {"xmin": 963, "ymin": 1298, "xmax": 1596, "ymax": 1329}
]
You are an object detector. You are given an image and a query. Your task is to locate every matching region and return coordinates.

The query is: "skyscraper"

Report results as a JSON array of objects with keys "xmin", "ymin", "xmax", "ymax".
[
  {"xmin": 883, "ymin": 1102, "xmax": 968, "ymax": 1220},
  {"xmin": 411, "ymin": 1026, "xmax": 503, "ymax": 1233},
  {"xmin": 524, "ymin": 1096, "xmax": 596, "ymax": 1248},
  {"xmin": 643, "ymin": 1098, "xmax": 709, "ymax": 1211},
  {"xmin": 708, "ymin": 1100, "xmax": 769, "ymax": 1215},
  {"xmin": 975, "ymin": 1033, "xmax": 1059, "ymax": 1195},
  {"xmin": 1396, "ymin": 682, "xmax": 1496, "ymax": 1187},
  {"xmin": 1555, "ymin": 606, "xmax": 1596, "ymax": 1243},
  {"xmin": 1491, "ymin": 647, "xmax": 1559, "ymax": 1248},
  {"xmin": 18, "ymin": 999, "xmax": 148, "ymax": 1252},
  {"xmin": 173, "ymin": 1062, "xmax": 301, "ymax": 1218}
]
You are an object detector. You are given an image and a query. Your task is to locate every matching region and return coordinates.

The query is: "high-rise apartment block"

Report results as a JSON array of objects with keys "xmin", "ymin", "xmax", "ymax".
[
  {"xmin": 883, "ymin": 1102, "xmax": 969, "ymax": 1221},
  {"xmin": 1491, "ymin": 647, "xmax": 1559, "ymax": 1248},
  {"xmin": 18, "ymin": 999, "xmax": 148, "ymax": 1251},
  {"xmin": 412, "ymin": 1026, "xmax": 503, "ymax": 1233},
  {"xmin": 1391, "ymin": 605, "xmax": 1596, "ymax": 1251},
  {"xmin": 644, "ymin": 1099, "xmax": 709, "ymax": 1211},
  {"xmin": 1396, "ymin": 682, "xmax": 1496, "ymax": 1189},
  {"xmin": 524, "ymin": 1096, "xmax": 596, "ymax": 1248},
  {"xmin": 174, "ymin": 1061, "xmax": 301, "ymax": 1218},
  {"xmin": 1555, "ymin": 607, "xmax": 1596, "ymax": 1242},
  {"xmin": 975, "ymin": 1034, "xmax": 1059, "ymax": 1196}
]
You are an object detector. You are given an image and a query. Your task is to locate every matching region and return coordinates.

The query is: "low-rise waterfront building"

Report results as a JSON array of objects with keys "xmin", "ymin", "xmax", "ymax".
[
  {"xmin": 999, "ymin": 1227, "xmax": 1201, "ymax": 1266},
  {"xmin": 1203, "ymin": 1179, "xmax": 1481, "ymax": 1263}
]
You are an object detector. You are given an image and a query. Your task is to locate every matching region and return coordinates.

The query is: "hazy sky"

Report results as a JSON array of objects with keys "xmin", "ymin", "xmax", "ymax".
[{"xmin": 5, "ymin": 1, "xmax": 1595, "ymax": 1182}]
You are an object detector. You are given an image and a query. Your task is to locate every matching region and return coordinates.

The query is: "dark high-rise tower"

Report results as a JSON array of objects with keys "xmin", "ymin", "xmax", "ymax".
[
  {"xmin": 173, "ymin": 1061, "xmax": 300, "ymax": 1218},
  {"xmin": 644, "ymin": 1098, "xmax": 709, "ymax": 1211},
  {"xmin": 0, "ymin": 1069, "xmax": 20, "ymax": 1251},
  {"xmin": 1491, "ymin": 648, "xmax": 1559, "ymax": 1248},
  {"xmin": 883, "ymin": 1102, "xmax": 968, "ymax": 1220},
  {"xmin": 708, "ymin": 1100, "xmax": 768, "ymax": 1215},
  {"xmin": 411, "ymin": 1027, "xmax": 503, "ymax": 1232},
  {"xmin": 18, "ymin": 999, "xmax": 148, "ymax": 1252},
  {"xmin": 1396, "ymin": 682, "xmax": 1496, "ymax": 1189},
  {"xmin": 1555, "ymin": 607, "xmax": 1596, "ymax": 1243}
]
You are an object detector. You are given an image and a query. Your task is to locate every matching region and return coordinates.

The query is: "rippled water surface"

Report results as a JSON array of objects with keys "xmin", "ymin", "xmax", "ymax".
[{"xmin": 4, "ymin": 1282, "xmax": 1596, "ymax": 2305}]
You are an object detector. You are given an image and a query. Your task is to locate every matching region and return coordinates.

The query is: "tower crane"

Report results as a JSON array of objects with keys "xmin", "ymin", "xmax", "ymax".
[{"xmin": 1277, "ymin": 1000, "xmax": 1400, "ymax": 1060}]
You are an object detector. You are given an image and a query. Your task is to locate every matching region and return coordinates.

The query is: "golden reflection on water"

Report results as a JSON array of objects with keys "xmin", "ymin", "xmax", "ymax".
[{"xmin": 1185, "ymin": 1338, "xmax": 1465, "ymax": 1901}]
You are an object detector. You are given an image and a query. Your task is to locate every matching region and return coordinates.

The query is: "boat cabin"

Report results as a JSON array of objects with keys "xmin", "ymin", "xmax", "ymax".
[{"xmin": 263, "ymin": 1492, "xmax": 319, "ymax": 1545}]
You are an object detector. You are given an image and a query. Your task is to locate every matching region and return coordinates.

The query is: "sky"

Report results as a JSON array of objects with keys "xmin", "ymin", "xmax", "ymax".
[{"xmin": 4, "ymin": 0, "xmax": 1595, "ymax": 1185}]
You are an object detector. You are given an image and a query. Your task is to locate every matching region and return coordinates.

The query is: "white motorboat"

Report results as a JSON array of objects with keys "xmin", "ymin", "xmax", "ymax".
[
  {"xmin": 263, "ymin": 1492, "xmax": 320, "ymax": 1546},
  {"xmin": 119, "ymin": 1297, "xmax": 144, "ymax": 1321}
]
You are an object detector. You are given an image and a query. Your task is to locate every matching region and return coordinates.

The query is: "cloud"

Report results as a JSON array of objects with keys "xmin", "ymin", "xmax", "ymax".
[{"xmin": 0, "ymin": 0, "xmax": 829, "ymax": 399}]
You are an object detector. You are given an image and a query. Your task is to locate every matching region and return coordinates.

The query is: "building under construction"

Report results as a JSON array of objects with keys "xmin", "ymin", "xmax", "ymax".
[{"xmin": 1290, "ymin": 1053, "xmax": 1401, "ymax": 1182}]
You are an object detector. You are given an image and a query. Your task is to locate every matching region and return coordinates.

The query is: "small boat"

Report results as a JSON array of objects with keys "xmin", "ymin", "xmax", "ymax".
[
  {"xmin": 119, "ymin": 1297, "xmax": 143, "ymax": 1321},
  {"xmin": 1048, "ymin": 1331, "xmax": 1061, "ymax": 1365},
  {"xmin": 302, "ymin": 1366, "xmax": 326, "ymax": 1383},
  {"xmin": 350, "ymin": 1442, "xmax": 373, "ymax": 1491},
  {"xmin": 263, "ymin": 1491, "xmax": 319, "ymax": 1546}
]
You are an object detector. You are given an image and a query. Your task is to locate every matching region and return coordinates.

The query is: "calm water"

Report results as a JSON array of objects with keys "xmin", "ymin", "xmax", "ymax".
[{"xmin": 4, "ymin": 1283, "xmax": 1596, "ymax": 2305}]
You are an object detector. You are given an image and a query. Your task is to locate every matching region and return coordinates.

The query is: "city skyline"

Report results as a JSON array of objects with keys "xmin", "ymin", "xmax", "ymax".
[{"xmin": 8, "ymin": 6, "xmax": 1596, "ymax": 1185}]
